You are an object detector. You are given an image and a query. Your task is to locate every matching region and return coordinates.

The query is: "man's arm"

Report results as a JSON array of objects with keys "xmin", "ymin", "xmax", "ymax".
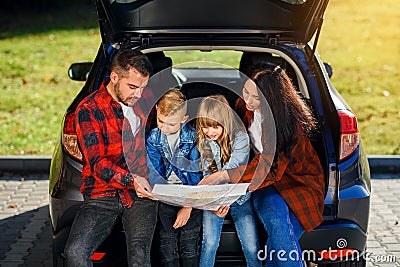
[{"xmin": 76, "ymin": 106, "xmax": 135, "ymax": 188}]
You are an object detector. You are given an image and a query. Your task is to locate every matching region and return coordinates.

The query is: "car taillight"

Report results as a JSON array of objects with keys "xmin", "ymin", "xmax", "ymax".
[
  {"xmin": 91, "ymin": 252, "xmax": 106, "ymax": 261},
  {"xmin": 63, "ymin": 112, "xmax": 83, "ymax": 162},
  {"xmin": 338, "ymin": 110, "xmax": 359, "ymax": 161}
]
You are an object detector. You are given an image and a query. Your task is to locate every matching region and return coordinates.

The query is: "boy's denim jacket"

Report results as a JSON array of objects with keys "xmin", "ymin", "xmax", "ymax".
[
  {"xmin": 202, "ymin": 130, "xmax": 252, "ymax": 205},
  {"xmin": 146, "ymin": 123, "xmax": 203, "ymax": 186}
]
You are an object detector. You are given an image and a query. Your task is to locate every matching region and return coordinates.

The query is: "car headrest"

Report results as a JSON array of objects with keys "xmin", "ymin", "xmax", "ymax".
[
  {"xmin": 239, "ymin": 51, "xmax": 284, "ymax": 77},
  {"xmin": 146, "ymin": 51, "xmax": 173, "ymax": 75},
  {"xmin": 146, "ymin": 51, "xmax": 179, "ymax": 101}
]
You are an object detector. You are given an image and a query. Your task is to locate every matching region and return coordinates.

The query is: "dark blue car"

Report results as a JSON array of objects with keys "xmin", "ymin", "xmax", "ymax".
[{"xmin": 49, "ymin": 0, "xmax": 371, "ymax": 266}]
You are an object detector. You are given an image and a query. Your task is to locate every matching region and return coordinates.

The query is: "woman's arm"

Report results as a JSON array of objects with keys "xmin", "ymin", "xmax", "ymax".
[{"xmin": 199, "ymin": 145, "xmax": 291, "ymax": 192}]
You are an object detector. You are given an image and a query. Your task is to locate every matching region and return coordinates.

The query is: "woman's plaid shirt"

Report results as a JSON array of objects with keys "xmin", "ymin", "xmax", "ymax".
[
  {"xmin": 230, "ymin": 98, "xmax": 326, "ymax": 232},
  {"xmin": 75, "ymin": 83, "xmax": 152, "ymax": 207}
]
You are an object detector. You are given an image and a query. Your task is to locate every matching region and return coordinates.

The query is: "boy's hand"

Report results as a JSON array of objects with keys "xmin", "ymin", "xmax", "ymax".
[
  {"xmin": 198, "ymin": 170, "xmax": 230, "ymax": 185},
  {"xmin": 134, "ymin": 176, "xmax": 157, "ymax": 200},
  {"xmin": 212, "ymin": 206, "xmax": 230, "ymax": 217},
  {"xmin": 173, "ymin": 207, "xmax": 192, "ymax": 229}
]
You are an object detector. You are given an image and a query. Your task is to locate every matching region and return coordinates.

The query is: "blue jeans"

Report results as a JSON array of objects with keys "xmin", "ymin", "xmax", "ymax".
[
  {"xmin": 199, "ymin": 199, "xmax": 262, "ymax": 267},
  {"xmin": 252, "ymin": 186, "xmax": 306, "ymax": 267},
  {"xmin": 64, "ymin": 195, "xmax": 158, "ymax": 267}
]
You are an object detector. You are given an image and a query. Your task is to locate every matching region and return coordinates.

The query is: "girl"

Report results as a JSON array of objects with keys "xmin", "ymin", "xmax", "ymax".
[
  {"xmin": 199, "ymin": 63, "xmax": 325, "ymax": 266},
  {"xmin": 196, "ymin": 95, "xmax": 262, "ymax": 267}
]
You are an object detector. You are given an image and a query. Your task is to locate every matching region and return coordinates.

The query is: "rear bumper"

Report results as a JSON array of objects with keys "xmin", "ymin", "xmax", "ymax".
[
  {"xmin": 300, "ymin": 220, "xmax": 367, "ymax": 263},
  {"xmin": 215, "ymin": 219, "xmax": 368, "ymax": 264}
]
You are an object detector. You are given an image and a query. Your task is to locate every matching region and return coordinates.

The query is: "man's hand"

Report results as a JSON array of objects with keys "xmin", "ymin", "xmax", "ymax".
[
  {"xmin": 212, "ymin": 206, "xmax": 230, "ymax": 218},
  {"xmin": 133, "ymin": 176, "xmax": 156, "ymax": 200},
  {"xmin": 173, "ymin": 207, "xmax": 192, "ymax": 229},
  {"xmin": 198, "ymin": 170, "xmax": 230, "ymax": 185}
]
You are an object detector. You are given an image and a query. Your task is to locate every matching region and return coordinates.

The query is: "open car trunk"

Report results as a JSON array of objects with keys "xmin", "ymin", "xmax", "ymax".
[{"xmin": 96, "ymin": 0, "xmax": 329, "ymax": 45}]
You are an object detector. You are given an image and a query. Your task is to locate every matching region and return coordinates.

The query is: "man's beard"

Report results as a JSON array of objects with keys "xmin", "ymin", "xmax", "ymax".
[{"xmin": 115, "ymin": 82, "xmax": 138, "ymax": 107}]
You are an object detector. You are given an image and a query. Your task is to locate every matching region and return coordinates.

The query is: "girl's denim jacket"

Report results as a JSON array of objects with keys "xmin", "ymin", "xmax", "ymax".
[
  {"xmin": 146, "ymin": 123, "xmax": 203, "ymax": 186},
  {"xmin": 202, "ymin": 130, "xmax": 252, "ymax": 205}
]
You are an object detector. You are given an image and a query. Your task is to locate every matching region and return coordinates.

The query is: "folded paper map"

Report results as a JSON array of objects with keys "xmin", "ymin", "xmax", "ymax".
[{"xmin": 152, "ymin": 183, "xmax": 250, "ymax": 210}]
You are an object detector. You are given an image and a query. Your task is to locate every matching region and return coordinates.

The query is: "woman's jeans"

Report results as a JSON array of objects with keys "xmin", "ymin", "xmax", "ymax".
[
  {"xmin": 199, "ymin": 199, "xmax": 262, "ymax": 267},
  {"xmin": 158, "ymin": 202, "xmax": 202, "ymax": 267},
  {"xmin": 252, "ymin": 186, "xmax": 306, "ymax": 267},
  {"xmin": 63, "ymin": 195, "xmax": 158, "ymax": 267}
]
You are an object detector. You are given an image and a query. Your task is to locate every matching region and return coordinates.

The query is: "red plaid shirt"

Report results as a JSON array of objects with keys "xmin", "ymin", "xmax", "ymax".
[
  {"xmin": 75, "ymin": 82, "xmax": 153, "ymax": 207},
  {"xmin": 229, "ymin": 98, "xmax": 326, "ymax": 232}
]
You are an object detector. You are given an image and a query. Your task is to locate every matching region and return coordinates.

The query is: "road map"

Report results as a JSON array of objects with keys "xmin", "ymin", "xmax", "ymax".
[{"xmin": 152, "ymin": 183, "xmax": 250, "ymax": 210}]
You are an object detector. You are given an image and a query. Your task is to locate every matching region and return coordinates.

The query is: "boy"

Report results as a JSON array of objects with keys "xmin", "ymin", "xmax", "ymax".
[{"xmin": 146, "ymin": 89, "xmax": 203, "ymax": 267}]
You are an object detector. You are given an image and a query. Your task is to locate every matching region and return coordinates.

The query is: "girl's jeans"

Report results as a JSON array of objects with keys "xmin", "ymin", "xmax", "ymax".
[
  {"xmin": 64, "ymin": 195, "xmax": 158, "ymax": 267},
  {"xmin": 199, "ymin": 199, "xmax": 262, "ymax": 267},
  {"xmin": 252, "ymin": 186, "xmax": 306, "ymax": 267}
]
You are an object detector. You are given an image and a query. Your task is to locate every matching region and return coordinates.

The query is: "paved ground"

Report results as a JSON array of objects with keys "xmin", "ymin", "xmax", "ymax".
[
  {"xmin": 0, "ymin": 174, "xmax": 400, "ymax": 266},
  {"xmin": 0, "ymin": 173, "xmax": 50, "ymax": 267}
]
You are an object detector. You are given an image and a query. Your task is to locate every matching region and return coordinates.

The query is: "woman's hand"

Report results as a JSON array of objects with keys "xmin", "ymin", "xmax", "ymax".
[
  {"xmin": 173, "ymin": 207, "xmax": 192, "ymax": 229},
  {"xmin": 212, "ymin": 206, "xmax": 230, "ymax": 217},
  {"xmin": 198, "ymin": 170, "xmax": 230, "ymax": 185}
]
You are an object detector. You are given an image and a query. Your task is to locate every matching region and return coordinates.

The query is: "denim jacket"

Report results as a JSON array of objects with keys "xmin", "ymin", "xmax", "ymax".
[
  {"xmin": 202, "ymin": 130, "xmax": 252, "ymax": 205},
  {"xmin": 146, "ymin": 123, "xmax": 203, "ymax": 186}
]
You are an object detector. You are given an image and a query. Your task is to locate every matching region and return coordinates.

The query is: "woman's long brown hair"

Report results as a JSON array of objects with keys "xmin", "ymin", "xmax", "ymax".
[{"xmin": 249, "ymin": 63, "xmax": 318, "ymax": 158}]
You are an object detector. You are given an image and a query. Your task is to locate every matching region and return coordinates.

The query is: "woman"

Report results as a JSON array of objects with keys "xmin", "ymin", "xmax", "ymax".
[{"xmin": 199, "ymin": 63, "xmax": 326, "ymax": 266}]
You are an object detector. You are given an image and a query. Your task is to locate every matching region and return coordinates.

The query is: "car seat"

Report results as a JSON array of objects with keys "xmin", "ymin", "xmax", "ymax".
[
  {"xmin": 146, "ymin": 51, "xmax": 179, "ymax": 101},
  {"xmin": 239, "ymin": 51, "xmax": 298, "ymax": 88}
]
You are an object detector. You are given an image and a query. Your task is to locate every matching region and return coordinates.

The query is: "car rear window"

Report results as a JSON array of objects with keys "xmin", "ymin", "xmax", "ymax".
[{"xmin": 165, "ymin": 50, "xmax": 242, "ymax": 69}]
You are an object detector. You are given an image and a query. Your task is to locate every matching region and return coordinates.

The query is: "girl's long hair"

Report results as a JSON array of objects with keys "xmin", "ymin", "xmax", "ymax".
[
  {"xmin": 196, "ymin": 95, "xmax": 242, "ymax": 172},
  {"xmin": 248, "ymin": 62, "xmax": 317, "ymax": 158}
]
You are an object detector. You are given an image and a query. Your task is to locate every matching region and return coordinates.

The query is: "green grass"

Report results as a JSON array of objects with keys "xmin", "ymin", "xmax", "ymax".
[
  {"xmin": 0, "ymin": 3, "xmax": 100, "ymax": 155},
  {"xmin": 317, "ymin": 0, "xmax": 400, "ymax": 155},
  {"xmin": 0, "ymin": 0, "xmax": 399, "ymax": 155}
]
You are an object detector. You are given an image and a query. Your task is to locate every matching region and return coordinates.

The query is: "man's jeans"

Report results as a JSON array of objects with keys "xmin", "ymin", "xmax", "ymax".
[
  {"xmin": 158, "ymin": 202, "xmax": 202, "ymax": 267},
  {"xmin": 200, "ymin": 199, "xmax": 262, "ymax": 267},
  {"xmin": 252, "ymin": 186, "xmax": 306, "ymax": 267},
  {"xmin": 64, "ymin": 195, "xmax": 158, "ymax": 267}
]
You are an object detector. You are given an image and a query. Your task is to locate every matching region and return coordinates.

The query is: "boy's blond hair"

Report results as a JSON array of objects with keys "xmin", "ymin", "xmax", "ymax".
[{"xmin": 156, "ymin": 89, "xmax": 187, "ymax": 116}]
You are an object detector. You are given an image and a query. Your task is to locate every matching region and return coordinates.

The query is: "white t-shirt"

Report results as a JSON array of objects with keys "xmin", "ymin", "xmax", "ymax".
[
  {"xmin": 166, "ymin": 130, "xmax": 180, "ymax": 153},
  {"xmin": 166, "ymin": 130, "xmax": 183, "ymax": 184},
  {"xmin": 247, "ymin": 110, "xmax": 263, "ymax": 154},
  {"xmin": 120, "ymin": 102, "xmax": 141, "ymax": 136}
]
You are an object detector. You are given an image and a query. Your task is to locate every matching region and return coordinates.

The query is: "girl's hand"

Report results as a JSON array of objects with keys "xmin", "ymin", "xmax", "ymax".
[
  {"xmin": 198, "ymin": 170, "xmax": 230, "ymax": 185},
  {"xmin": 212, "ymin": 206, "xmax": 230, "ymax": 217},
  {"xmin": 173, "ymin": 207, "xmax": 192, "ymax": 229}
]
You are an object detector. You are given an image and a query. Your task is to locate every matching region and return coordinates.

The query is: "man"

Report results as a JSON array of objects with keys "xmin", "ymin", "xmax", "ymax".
[{"xmin": 64, "ymin": 50, "xmax": 158, "ymax": 267}]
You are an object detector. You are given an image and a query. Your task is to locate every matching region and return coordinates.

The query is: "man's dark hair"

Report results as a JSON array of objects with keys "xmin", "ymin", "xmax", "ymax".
[{"xmin": 111, "ymin": 50, "xmax": 153, "ymax": 78}]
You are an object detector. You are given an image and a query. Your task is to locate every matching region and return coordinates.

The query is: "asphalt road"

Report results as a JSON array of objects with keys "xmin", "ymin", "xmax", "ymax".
[{"xmin": 1, "ymin": 174, "xmax": 400, "ymax": 267}]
